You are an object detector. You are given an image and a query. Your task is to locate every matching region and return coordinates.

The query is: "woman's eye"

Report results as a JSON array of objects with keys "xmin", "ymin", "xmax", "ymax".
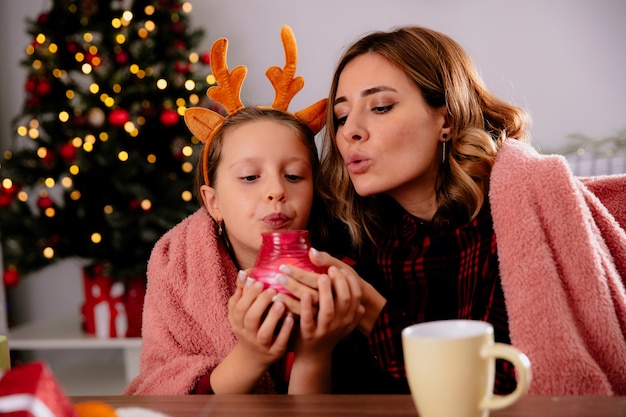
[
  {"xmin": 373, "ymin": 104, "xmax": 394, "ymax": 114},
  {"xmin": 335, "ymin": 115, "xmax": 347, "ymax": 126},
  {"xmin": 241, "ymin": 175, "xmax": 258, "ymax": 182}
]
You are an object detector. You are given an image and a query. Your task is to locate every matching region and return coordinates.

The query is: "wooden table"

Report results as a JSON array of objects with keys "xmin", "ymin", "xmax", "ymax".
[{"xmin": 71, "ymin": 394, "xmax": 626, "ymax": 417}]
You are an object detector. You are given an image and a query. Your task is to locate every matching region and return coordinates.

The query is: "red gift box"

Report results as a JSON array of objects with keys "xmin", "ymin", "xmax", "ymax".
[
  {"xmin": 81, "ymin": 266, "xmax": 145, "ymax": 338},
  {"xmin": 0, "ymin": 361, "xmax": 77, "ymax": 417}
]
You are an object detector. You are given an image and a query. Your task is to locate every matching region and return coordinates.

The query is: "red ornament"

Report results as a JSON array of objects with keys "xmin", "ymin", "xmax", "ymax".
[
  {"xmin": 41, "ymin": 148, "xmax": 56, "ymax": 166},
  {"xmin": 67, "ymin": 41, "xmax": 80, "ymax": 54},
  {"xmin": 200, "ymin": 52, "xmax": 211, "ymax": 65},
  {"xmin": 115, "ymin": 51, "xmax": 129, "ymax": 65},
  {"xmin": 2, "ymin": 181, "xmax": 19, "ymax": 195},
  {"xmin": 108, "ymin": 108, "xmax": 130, "ymax": 126},
  {"xmin": 129, "ymin": 199, "xmax": 141, "ymax": 210},
  {"xmin": 170, "ymin": 22, "xmax": 185, "ymax": 35},
  {"xmin": 86, "ymin": 52, "xmax": 101, "ymax": 67},
  {"xmin": 37, "ymin": 195, "xmax": 54, "ymax": 210},
  {"xmin": 59, "ymin": 142, "xmax": 77, "ymax": 162},
  {"xmin": 3, "ymin": 267, "xmax": 19, "ymax": 287},
  {"xmin": 173, "ymin": 40, "xmax": 186, "ymax": 51},
  {"xmin": 0, "ymin": 193, "xmax": 12, "ymax": 207},
  {"xmin": 25, "ymin": 76, "xmax": 37, "ymax": 92},
  {"xmin": 36, "ymin": 80, "xmax": 51, "ymax": 95},
  {"xmin": 160, "ymin": 109, "xmax": 179, "ymax": 126},
  {"xmin": 174, "ymin": 61, "xmax": 190, "ymax": 73},
  {"xmin": 37, "ymin": 12, "xmax": 49, "ymax": 25}
]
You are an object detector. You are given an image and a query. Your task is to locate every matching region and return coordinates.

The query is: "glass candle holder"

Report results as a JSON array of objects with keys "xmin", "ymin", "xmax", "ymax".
[{"xmin": 252, "ymin": 230, "xmax": 322, "ymax": 294}]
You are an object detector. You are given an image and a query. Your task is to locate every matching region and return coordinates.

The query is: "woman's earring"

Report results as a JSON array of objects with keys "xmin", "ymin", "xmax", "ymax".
[
  {"xmin": 218, "ymin": 221, "xmax": 223, "ymax": 236},
  {"xmin": 441, "ymin": 135, "xmax": 448, "ymax": 163}
]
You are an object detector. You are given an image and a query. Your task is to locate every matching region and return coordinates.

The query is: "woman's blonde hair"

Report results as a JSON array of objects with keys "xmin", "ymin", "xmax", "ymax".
[{"xmin": 319, "ymin": 26, "xmax": 531, "ymax": 248}]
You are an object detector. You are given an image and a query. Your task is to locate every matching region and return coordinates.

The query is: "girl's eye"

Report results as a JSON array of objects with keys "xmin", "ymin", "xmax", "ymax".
[
  {"xmin": 285, "ymin": 174, "xmax": 303, "ymax": 182},
  {"xmin": 241, "ymin": 175, "xmax": 258, "ymax": 182}
]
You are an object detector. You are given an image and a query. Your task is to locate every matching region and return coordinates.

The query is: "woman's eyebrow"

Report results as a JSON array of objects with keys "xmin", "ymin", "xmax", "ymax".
[{"xmin": 335, "ymin": 86, "xmax": 398, "ymax": 105}]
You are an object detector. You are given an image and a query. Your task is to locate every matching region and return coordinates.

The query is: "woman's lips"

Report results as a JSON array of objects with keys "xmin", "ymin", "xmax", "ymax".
[
  {"xmin": 346, "ymin": 157, "xmax": 371, "ymax": 174},
  {"xmin": 262, "ymin": 212, "xmax": 290, "ymax": 228}
]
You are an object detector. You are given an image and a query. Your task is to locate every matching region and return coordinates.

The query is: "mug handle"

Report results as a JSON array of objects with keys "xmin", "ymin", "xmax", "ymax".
[{"xmin": 480, "ymin": 343, "xmax": 532, "ymax": 411}]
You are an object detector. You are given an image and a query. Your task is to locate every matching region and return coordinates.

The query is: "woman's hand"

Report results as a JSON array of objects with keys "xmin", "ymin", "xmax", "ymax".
[
  {"xmin": 277, "ymin": 249, "xmax": 387, "ymax": 335},
  {"xmin": 287, "ymin": 267, "xmax": 364, "ymax": 394}
]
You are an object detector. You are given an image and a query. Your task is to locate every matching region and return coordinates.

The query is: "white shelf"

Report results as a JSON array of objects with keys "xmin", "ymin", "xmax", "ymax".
[{"xmin": 7, "ymin": 314, "xmax": 142, "ymax": 349}]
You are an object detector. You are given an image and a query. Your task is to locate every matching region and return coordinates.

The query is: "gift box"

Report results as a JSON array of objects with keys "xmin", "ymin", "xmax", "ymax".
[
  {"xmin": 0, "ymin": 361, "xmax": 77, "ymax": 417},
  {"xmin": 81, "ymin": 266, "xmax": 145, "ymax": 338}
]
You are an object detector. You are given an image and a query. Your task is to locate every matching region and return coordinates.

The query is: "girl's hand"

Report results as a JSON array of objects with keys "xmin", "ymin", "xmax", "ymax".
[{"xmin": 228, "ymin": 271, "xmax": 294, "ymax": 368}]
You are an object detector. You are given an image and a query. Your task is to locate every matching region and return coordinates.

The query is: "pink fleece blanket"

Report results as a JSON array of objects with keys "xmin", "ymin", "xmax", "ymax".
[
  {"xmin": 123, "ymin": 209, "xmax": 275, "ymax": 394},
  {"xmin": 490, "ymin": 139, "xmax": 626, "ymax": 395}
]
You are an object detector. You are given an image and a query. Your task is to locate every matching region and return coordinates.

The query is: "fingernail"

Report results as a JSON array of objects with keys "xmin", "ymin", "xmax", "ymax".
[
  {"xmin": 328, "ymin": 265, "xmax": 338, "ymax": 274},
  {"xmin": 238, "ymin": 270, "xmax": 246, "ymax": 283},
  {"xmin": 278, "ymin": 264, "xmax": 292, "ymax": 274},
  {"xmin": 277, "ymin": 274, "xmax": 288, "ymax": 285},
  {"xmin": 254, "ymin": 280, "xmax": 265, "ymax": 290},
  {"xmin": 245, "ymin": 277, "xmax": 255, "ymax": 288},
  {"xmin": 272, "ymin": 295, "xmax": 284, "ymax": 303},
  {"xmin": 310, "ymin": 247, "xmax": 321, "ymax": 259}
]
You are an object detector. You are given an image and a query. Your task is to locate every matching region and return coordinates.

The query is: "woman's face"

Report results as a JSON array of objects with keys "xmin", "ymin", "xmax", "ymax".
[
  {"xmin": 333, "ymin": 53, "xmax": 450, "ymax": 215},
  {"xmin": 201, "ymin": 119, "xmax": 314, "ymax": 270}
]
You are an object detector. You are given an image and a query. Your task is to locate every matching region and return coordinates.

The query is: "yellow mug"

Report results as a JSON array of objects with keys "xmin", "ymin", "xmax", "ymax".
[
  {"xmin": 0, "ymin": 335, "xmax": 9, "ymax": 371},
  {"xmin": 402, "ymin": 320, "xmax": 531, "ymax": 417}
]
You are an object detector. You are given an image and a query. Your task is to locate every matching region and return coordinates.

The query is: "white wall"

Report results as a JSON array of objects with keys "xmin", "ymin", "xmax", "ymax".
[
  {"xmin": 2, "ymin": 0, "xmax": 625, "ymax": 321},
  {"xmin": 190, "ymin": 0, "xmax": 626, "ymax": 151}
]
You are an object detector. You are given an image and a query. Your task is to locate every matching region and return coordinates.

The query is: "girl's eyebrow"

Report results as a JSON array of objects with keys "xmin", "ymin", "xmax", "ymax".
[{"xmin": 334, "ymin": 86, "xmax": 398, "ymax": 106}]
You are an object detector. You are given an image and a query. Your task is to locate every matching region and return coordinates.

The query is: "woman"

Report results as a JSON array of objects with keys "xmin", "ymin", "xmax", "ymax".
[{"xmin": 314, "ymin": 25, "xmax": 626, "ymax": 395}]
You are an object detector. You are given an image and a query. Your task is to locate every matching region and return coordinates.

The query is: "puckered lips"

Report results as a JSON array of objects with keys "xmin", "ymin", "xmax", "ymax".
[
  {"xmin": 262, "ymin": 212, "xmax": 290, "ymax": 229},
  {"xmin": 345, "ymin": 152, "xmax": 371, "ymax": 174}
]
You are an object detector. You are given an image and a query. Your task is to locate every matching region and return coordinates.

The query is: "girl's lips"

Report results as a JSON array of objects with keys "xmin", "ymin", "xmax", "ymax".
[{"xmin": 262, "ymin": 212, "xmax": 290, "ymax": 229}]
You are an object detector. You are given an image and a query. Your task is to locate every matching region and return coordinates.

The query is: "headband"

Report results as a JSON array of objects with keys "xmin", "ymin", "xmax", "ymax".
[{"xmin": 184, "ymin": 25, "xmax": 327, "ymax": 186}]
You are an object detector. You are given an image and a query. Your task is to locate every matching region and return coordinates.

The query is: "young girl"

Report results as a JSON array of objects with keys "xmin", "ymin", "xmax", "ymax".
[{"xmin": 123, "ymin": 26, "xmax": 363, "ymax": 395}]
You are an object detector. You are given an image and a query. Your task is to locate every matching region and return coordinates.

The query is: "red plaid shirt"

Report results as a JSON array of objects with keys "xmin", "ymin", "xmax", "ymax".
[{"xmin": 360, "ymin": 201, "xmax": 516, "ymax": 394}]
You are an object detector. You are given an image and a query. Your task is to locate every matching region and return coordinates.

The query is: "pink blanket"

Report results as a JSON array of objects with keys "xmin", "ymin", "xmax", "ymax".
[
  {"xmin": 490, "ymin": 139, "xmax": 626, "ymax": 395},
  {"xmin": 123, "ymin": 209, "xmax": 275, "ymax": 394}
]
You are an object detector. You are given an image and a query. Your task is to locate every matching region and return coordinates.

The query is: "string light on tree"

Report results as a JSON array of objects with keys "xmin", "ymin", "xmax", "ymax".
[{"xmin": 0, "ymin": 0, "xmax": 216, "ymax": 286}]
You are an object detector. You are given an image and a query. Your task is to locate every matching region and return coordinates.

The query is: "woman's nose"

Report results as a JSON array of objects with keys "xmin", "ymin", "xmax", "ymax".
[{"xmin": 340, "ymin": 114, "xmax": 366, "ymax": 142}]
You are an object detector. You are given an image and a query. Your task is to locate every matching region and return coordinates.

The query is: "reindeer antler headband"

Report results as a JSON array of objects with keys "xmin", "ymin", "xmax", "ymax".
[{"xmin": 184, "ymin": 25, "xmax": 327, "ymax": 186}]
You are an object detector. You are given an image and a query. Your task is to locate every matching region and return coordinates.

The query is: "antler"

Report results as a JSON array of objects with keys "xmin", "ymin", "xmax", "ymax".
[
  {"xmin": 267, "ymin": 25, "xmax": 304, "ymax": 112},
  {"xmin": 184, "ymin": 36, "xmax": 247, "ymax": 144},
  {"xmin": 207, "ymin": 38, "xmax": 247, "ymax": 114}
]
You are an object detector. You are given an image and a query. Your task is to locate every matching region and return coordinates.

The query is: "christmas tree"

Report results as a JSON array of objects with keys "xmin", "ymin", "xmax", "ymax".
[{"xmin": 0, "ymin": 0, "xmax": 216, "ymax": 287}]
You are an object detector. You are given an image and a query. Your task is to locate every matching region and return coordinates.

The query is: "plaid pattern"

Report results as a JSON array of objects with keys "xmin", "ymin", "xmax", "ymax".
[{"xmin": 366, "ymin": 203, "xmax": 517, "ymax": 393}]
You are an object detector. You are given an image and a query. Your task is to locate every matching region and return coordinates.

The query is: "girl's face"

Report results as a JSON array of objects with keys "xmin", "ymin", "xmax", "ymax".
[
  {"xmin": 201, "ymin": 120, "xmax": 314, "ymax": 270},
  {"xmin": 333, "ymin": 53, "xmax": 450, "ymax": 215}
]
